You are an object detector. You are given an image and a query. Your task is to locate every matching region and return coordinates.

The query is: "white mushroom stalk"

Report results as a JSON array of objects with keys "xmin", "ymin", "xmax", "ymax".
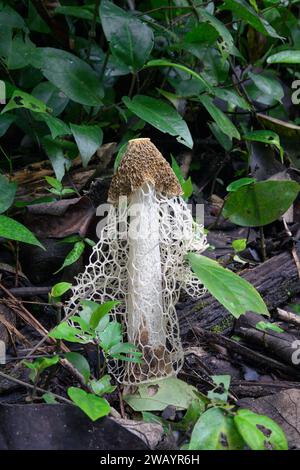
[{"xmin": 66, "ymin": 138, "xmax": 208, "ymax": 384}]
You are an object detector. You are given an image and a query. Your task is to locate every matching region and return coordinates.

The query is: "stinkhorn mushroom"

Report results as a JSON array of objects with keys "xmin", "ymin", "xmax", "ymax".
[{"xmin": 66, "ymin": 138, "xmax": 208, "ymax": 384}]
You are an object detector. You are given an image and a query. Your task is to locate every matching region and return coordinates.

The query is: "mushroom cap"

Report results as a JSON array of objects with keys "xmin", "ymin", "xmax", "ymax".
[{"xmin": 108, "ymin": 138, "xmax": 183, "ymax": 203}]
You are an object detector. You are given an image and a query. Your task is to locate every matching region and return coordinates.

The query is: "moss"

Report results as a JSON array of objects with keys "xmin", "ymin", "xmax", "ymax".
[{"xmin": 211, "ymin": 316, "xmax": 234, "ymax": 333}]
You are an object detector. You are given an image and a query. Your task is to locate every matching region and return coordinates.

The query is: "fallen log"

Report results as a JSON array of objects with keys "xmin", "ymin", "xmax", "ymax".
[{"xmin": 178, "ymin": 246, "xmax": 300, "ymax": 337}]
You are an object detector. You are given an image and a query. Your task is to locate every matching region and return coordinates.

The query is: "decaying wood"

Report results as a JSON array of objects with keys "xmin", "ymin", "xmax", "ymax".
[
  {"xmin": 178, "ymin": 246, "xmax": 300, "ymax": 336},
  {"xmin": 235, "ymin": 311, "xmax": 299, "ymax": 367},
  {"xmin": 192, "ymin": 326, "xmax": 300, "ymax": 378}
]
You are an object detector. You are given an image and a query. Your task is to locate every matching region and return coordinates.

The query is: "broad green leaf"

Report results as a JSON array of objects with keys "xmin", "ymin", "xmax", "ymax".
[
  {"xmin": 220, "ymin": 0, "xmax": 282, "ymax": 39},
  {"xmin": 49, "ymin": 321, "xmax": 90, "ymax": 344},
  {"xmin": 198, "ymin": 8, "xmax": 235, "ymax": 54},
  {"xmin": 55, "ymin": 241, "xmax": 85, "ymax": 274},
  {"xmin": 2, "ymin": 89, "xmax": 47, "ymax": 114},
  {"xmin": 87, "ymin": 300, "xmax": 119, "ymax": 330},
  {"xmin": 123, "ymin": 95, "xmax": 193, "ymax": 148},
  {"xmin": 99, "ymin": 321, "xmax": 122, "ymax": 351},
  {"xmin": 0, "ymin": 4, "xmax": 26, "ymax": 30},
  {"xmin": 145, "ymin": 59, "xmax": 212, "ymax": 92},
  {"xmin": 208, "ymin": 122, "xmax": 232, "ymax": 151},
  {"xmin": 0, "ymin": 215, "xmax": 44, "ymax": 248},
  {"xmin": 0, "ymin": 114, "xmax": 15, "ymax": 137},
  {"xmin": 40, "ymin": 114, "xmax": 70, "ymax": 139},
  {"xmin": 208, "ymin": 375, "xmax": 231, "ymax": 402},
  {"xmin": 23, "ymin": 356, "xmax": 59, "ymax": 382},
  {"xmin": 42, "ymin": 137, "xmax": 70, "ymax": 182},
  {"xmin": 248, "ymin": 72, "xmax": 283, "ymax": 103},
  {"xmin": 124, "ymin": 377, "xmax": 198, "ymax": 412},
  {"xmin": 234, "ymin": 409, "xmax": 288, "ymax": 450},
  {"xmin": 187, "ymin": 253, "xmax": 269, "ymax": 318},
  {"xmin": 245, "ymin": 130, "xmax": 282, "ymax": 155},
  {"xmin": 42, "ymin": 393, "xmax": 57, "ymax": 404},
  {"xmin": 70, "ymin": 123, "xmax": 103, "ymax": 167},
  {"xmin": 232, "ymin": 239, "xmax": 247, "ymax": 252},
  {"xmin": 223, "ymin": 180, "xmax": 300, "ymax": 227},
  {"xmin": 199, "ymin": 94, "xmax": 240, "ymax": 140},
  {"xmin": 50, "ymin": 282, "xmax": 72, "ymax": 298},
  {"xmin": 267, "ymin": 50, "xmax": 300, "ymax": 64},
  {"xmin": 189, "ymin": 407, "xmax": 244, "ymax": 450},
  {"xmin": 32, "ymin": 82, "xmax": 69, "ymax": 117},
  {"xmin": 255, "ymin": 321, "xmax": 284, "ymax": 333},
  {"xmin": 214, "ymin": 88, "xmax": 251, "ymax": 111},
  {"xmin": 0, "ymin": 174, "xmax": 16, "ymax": 213},
  {"xmin": 100, "ymin": 0, "xmax": 153, "ymax": 72},
  {"xmin": 65, "ymin": 352, "xmax": 90, "ymax": 383},
  {"xmin": 55, "ymin": 6, "xmax": 95, "ymax": 21},
  {"xmin": 45, "ymin": 176, "xmax": 62, "ymax": 191},
  {"xmin": 68, "ymin": 387, "xmax": 110, "ymax": 421},
  {"xmin": 90, "ymin": 375, "xmax": 116, "ymax": 396},
  {"xmin": 31, "ymin": 48, "xmax": 104, "ymax": 106},
  {"xmin": 227, "ymin": 177, "xmax": 256, "ymax": 192}
]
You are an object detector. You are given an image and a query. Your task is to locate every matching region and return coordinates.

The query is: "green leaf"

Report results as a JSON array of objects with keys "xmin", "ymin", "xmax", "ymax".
[
  {"xmin": 65, "ymin": 352, "xmax": 90, "ymax": 384},
  {"xmin": 234, "ymin": 409, "xmax": 288, "ymax": 450},
  {"xmin": 114, "ymin": 142, "xmax": 128, "ymax": 171},
  {"xmin": 0, "ymin": 5, "xmax": 26, "ymax": 30},
  {"xmin": 50, "ymin": 282, "xmax": 72, "ymax": 298},
  {"xmin": 0, "ymin": 215, "xmax": 44, "ymax": 248},
  {"xmin": 68, "ymin": 387, "xmax": 110, "ymax": 421},
  {"xmin": 171, "ymin": 156, "xmax": 193, "ymax": 199},
  {"xmin": 227, "ymin": 177, "xmax": 256, "ymax": 192},
  {"xmin": 90, "ymin": 375, "xmax": 116, "ymax": 396},
  {"xmin": 267, "ymin": 50, "xmax": 300, "ymax": 64},
  {"xmin": 99, "ymin": 321, "xmax": 122, "ymax": 351},
  {"xmin": 55, "ymin": 241, "xmax": 85, "ymax": 274},
  {"xmin": 187, "ymin": 253, "xmax": 269, "ymax": 318},
  {"xmin": 244, "ymin": 130, "xmax": 283, "ymax": 160},
  {"xmin": 256, "ymin": 321, "xmax": 284, "ymax": 333},
  {"xmin": 86, "ymin": 300, "xmax": 119, "ymax": 330},
  {"xmin": 49, "ymin": 321, "xmax": 89, "ymax": 344},
  {"xmin": 100, "ymin": 0, "xmax": 153, "ymax": 72},
  {"xmin": 198, "ymin": 8, "xmax": 235, "ymax": 54},
  {"xmin": 220, "ymin": 0, "xmax": 282, "ymax": 39},
  {"xmin": 2, "ymin": 89, "xmax": 47, "ymax": 114},
  {"xmin": 32, "ymin": 82, "xmax": 69, "ymax": 117},
  {"xmin": 232, "ymin": 238, "xmax": 247, "ymax": 252},
  {"xmin": 124, "ymin": 377, "xmax": 198, "ymax": 412},
  {"xmin": 123, "ymin": 95, "xmax": 193, "ymax": 149},
  {"xmin": 55, "ymin": 6, "xmax": 95, "ymax": 21},
  {"xmin": 208, "ymin": 122, "xmax": 232, "ymax": 152},
  {"xmin": 198, "ymin": 95, "xmax": 240, "ymax": 140},
  {"xmin": 0, "ymin": 174, "xmax": 17, "ymax": 213},
  {"xmin": 40, "ymin": 114, "xmax": 70, "ymax": 139},
  {"xmin": 0, "ymin": 114, "xmax": 15, "ymax": 138},
  {"xmin": 214, "ymin": 88, "xmax": 251, "ymax": 111},
  {"xmin": 70, "ymin": 123, "xmax": 103, "ymax": 168},
  {"xmin": 45, "ymin": 176, "xmax": 62, "ymax": 191},
  {"xmin": 223, "ymin": 180, "xmax": 300, "ymax": 227},
  {"xmin": 31, "ymin": 48, "xmax": 104, "ymax": 106},
  {"xmin": 145, "ymin": 59, "xmax": 212, "ymax": 92},
  {"xmin": 208, "ymin": 375, "xmax": 231, "ymax": 402},
  {"xmin": 42, "ymin": 392, "xmax": 57, "ymax": 404},
  {"xmin": 189, "ymin": 407, "xmax": 244, "ymax": 450},
  {"xmin": 248, "ymin": 72, "xmax": 283, "ymax": 103},
  {"xmin": 42, "ymin": 137, "xmax": 70, "ymax": 182}
]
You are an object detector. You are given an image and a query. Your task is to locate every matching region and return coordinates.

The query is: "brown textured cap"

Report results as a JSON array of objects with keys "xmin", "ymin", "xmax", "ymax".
[{"xmin": 108, "ymin": 138, "xmax": 182, "ymax": 203}]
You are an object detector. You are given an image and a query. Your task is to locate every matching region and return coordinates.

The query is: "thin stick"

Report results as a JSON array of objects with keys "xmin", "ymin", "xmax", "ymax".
[
  {"xmin": 0, "ymin": 370, "xmax": 72, "ymax": 405},
  {"xmin": 260, "ymin": 226, "xmax": 267, "ymax": 261}
]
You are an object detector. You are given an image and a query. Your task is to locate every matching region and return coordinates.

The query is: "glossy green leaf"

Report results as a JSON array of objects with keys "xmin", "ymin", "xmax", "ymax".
[
  {"xmin": 50, "ymin": 282, "xmax": 72, "ymax": 298},
  {"xmin": 234, "ymin": 409, "xmax": 288, "ymax": 450},
  {"xmin": 232, "ymin": 239, "xmax": 247, "ymax": 252},
  {"xmin": 42, "ymin": 137, "xmax": 70, "ymax": 182},
  {"xmin": 41, "ymin": 114, "xmax": 70, "ymax": 139},
  {"xmin": 0, "ymin": 215, "xmax": 44, "ymax": 248},
  {"xmin": 70, "ymin": 123, "xmax": 103, "ymax": 168},
  {"xmin": 55, "ymin": 241, "xmax": 85, "ymax": 274},
  {"xmin": 199, "ymin": 95, "xmax": 240, "ymax": 140},
  {"xmin": 68, "ymin": 387, "xmax": 110, "ymax": 421},
  {"xmin": 2, "ymin": 89, "xmax": 47, "ymax": 114},
  {"xmin": 90, "ymin": 375, "xmax": 116, "ymax": 396},
  {"xmin": 65, "ymin": 352, "xmax": 90, "ymax": 384},
  {"xmin": 267, "ymin": 50, "xmax": 300, "ymax": 64},
  {"xmin": 223, "ymin": 180, "xmax": 300, "ymax": 227},
  {"xmin": 123, "ymin": 95, "xmax": 193, "ymax": 148},
  {"xmin": 86, "ymin": 300, "xmax": 119, "ymax": 330},
  {"xmin": 187, "ymin": 253, "xmax": 269, "ymax": 318},
  {"xmin": 31, "ymin": 48, "xmax": 104, "ymax": 106},
  {"xmin": 220, "ymin": 0, "xmax": 282, "ymax": 39},
  {"xmin": 227, "ymin": 177, "xmax": 256, "ymax": 192},
  {"xmin": 255, "ymin": 321, "xmax": 284, "ymax": 333},
  {"xmin": 0, "ymin": 174, "xmax": 16, "ymax": 213},
  {"xmin": 100, "ymin": 0, "xmax": 153, "ymax": 72},
  {"xmin": 248, "ymin": 72, "xmax": 283, "ymax": 103},
  {"xmin": 189, "ymin": 407, "xmax": 244, "ymax": 450}
]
